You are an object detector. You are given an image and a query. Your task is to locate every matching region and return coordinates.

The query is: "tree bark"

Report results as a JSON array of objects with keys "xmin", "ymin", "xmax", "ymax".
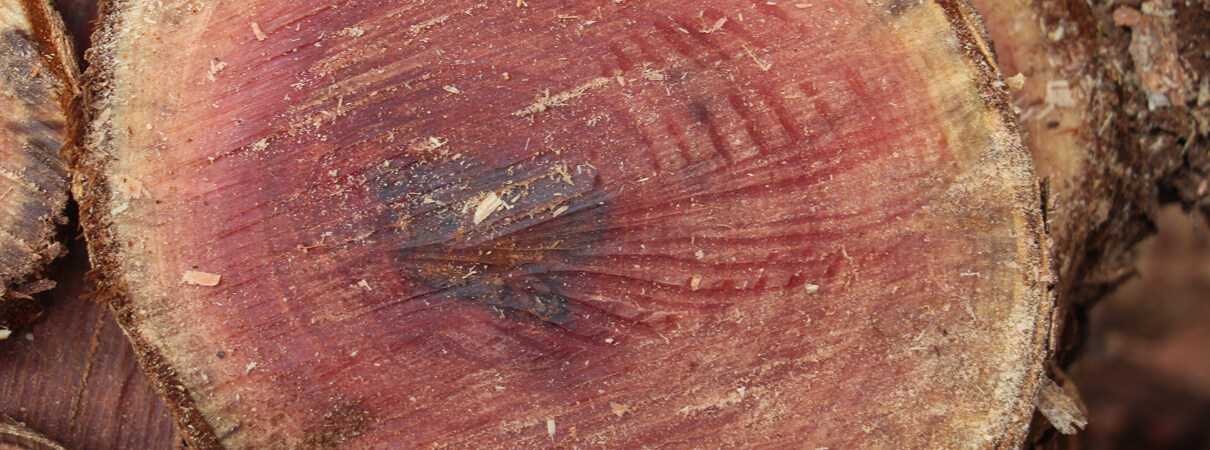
[
  {"xmin": 71, "ymin": 0, "xmax": 1053, "ymax": 447},
  {"xmin": 963, "ymin": 0, "xmax": 1208, "ymax": 443},
  {"xmin": 0, "ymin": 0, "xmax": 76, "ymax": 340},
  {"xmin": 969, "ymin": 0, "xmax": 1208, "ymax": 359}
]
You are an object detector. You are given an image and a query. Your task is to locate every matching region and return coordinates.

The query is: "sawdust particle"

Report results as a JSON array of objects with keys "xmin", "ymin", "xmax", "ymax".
[
  {"xmin": 1006, "ymin": 73, "xmax": 1026, "ymax": 91},
  {"xmin": 742, "ymin": 45, "xmax": 773, "ymax": 72},
  {"xmin": 513, "ymin": 77, "xmax": 612, "ymax": 117},
  {"xmin": 702, "ymin": 16, "xmax": 727, "ymax": 33}
]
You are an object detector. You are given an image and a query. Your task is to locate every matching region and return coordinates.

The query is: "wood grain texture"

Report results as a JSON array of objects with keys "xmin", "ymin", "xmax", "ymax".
[
  {"xmin": 0, "ymin": 0, "xmax": 76, "ymax": 339},
  {"xmin": 0, "ymin": 235, "xmax": 179, "ymax": 450},
  {"xmin": 75, "ymin": 0, "xmax": 1052, "ymax": 447}
]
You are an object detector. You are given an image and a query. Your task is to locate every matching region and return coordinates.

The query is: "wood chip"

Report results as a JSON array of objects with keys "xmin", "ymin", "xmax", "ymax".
[
  {"xmin": 545, "ymin": 418, "xmax": 556, "ymax": 439},
  {"xmin": 473, "ymin": 192, "xmax": 506, "ymax": 225},
  {"xmin": 443, "ymin": 85, "xmax": 462, "ymax": 94},
  {"xmin": 182, "ymin": 271, "xmax": 222, "ymax": 287},
  {"xmin": 1005, "ymin": 73, "xmax": 1026, "ymax": 91},
  {"xmin": 610, "ymin": 402, "xmax": 630, "ymax": 417},
  {"xmin": 1036, "ymin": 376, "xmax": 1088, "ymax": 434},
  {"xmin": 251, "ymin": 22, "xmax": 267, "ymax": 41}
]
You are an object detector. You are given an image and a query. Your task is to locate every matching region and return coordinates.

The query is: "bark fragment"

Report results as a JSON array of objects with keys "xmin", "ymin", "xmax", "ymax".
[{"xmin": 0, "ymin": 0, "xmax": 77, "ymax": 339}]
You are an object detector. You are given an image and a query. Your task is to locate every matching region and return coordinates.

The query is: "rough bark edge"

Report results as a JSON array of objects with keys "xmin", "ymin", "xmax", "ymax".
[
  {"xmin": 997, "ymin": 1, "xmax": 1209, "ymax": 446},
  {"xmin": 69, "ymin": 0, "xmax": 219, "ymax": 448},
  {"xmin": 0, "ymin": 0, "xmax": 79, "ymax": 337},
  {"xmin": 0, "ymin": 414, "xmax": 66, "ymax": 450},
  {"xmin": 68, "ymin": 0, "xmax": 1055, "ymax": 447},
  {"xmin": 17, "ymin": 0, "xmax": 78, "ymax": 104},
  {"xmin": 931, "ymin": 1, "xmax": 1057, "ymax": 447},
  {"xmin": 1047, "ymin": 0, "xmax": 1209, "ymax": 363}
]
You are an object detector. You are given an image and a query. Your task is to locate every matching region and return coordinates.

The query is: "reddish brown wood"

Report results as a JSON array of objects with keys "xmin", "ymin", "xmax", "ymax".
[
  {"xmin": 75, "ymin": 0, "xmax": 1052, "ymax": 447},
  {"xmin": 0, "ymin": 0, "xmax": 76, "ymax": 340},
  {"xmin": 0, "ymin": 236, "xmax": 179, "ymax": 450}
]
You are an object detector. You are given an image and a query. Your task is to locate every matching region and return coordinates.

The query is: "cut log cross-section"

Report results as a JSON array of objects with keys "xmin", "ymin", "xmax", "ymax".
[
  {"xmin": 0, "ymin": 0, "xmax": 76, "ymax": 338},
  {"xmin": 76, "ymin": 0, "xmax": 1052, "ymax": 447}
]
